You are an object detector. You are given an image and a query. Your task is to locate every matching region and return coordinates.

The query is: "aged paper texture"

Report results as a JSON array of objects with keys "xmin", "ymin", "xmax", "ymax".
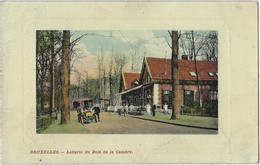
[{"xmin": 2, "ymin": 2, "xmax": 258, "ymax": 164}]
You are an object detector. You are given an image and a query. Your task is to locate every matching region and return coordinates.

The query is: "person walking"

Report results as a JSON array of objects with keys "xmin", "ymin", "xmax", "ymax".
[
  {"xmin": 123, "ymin": 104, "xmax": 127, "ymax": 117},
  {"xmin": 125, "ymin": 104, "xmax": 129, "ymax": 115},
  {"xmin": 77, "ymin": 108, "xmax": 83, "ymax": 124},
  {"xmin": 118, "ymin": 106, "xmax": 121, "ymax": 116},
  {"xmin": 92, "ymin": 105, "xmax": 101, "ymax": 122},
  {"xmin": 146, "ymin": 103, "xmax": 151, "ymax": 115},
  {"xmin": 152, "ymin": 104, "xmax": 156, "ymax": 117},
  {"xmin": 130, "ymin": 104, "xmax": 133, "ymax": 113},
  {"xmin": 163, "ymin": 102, "xmax": 169, "ymax": 114}
]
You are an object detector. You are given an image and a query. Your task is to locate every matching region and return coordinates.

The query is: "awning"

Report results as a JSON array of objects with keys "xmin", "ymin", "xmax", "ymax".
[{"xmin": 119, "ymin": 85, "xmax": 143, "ymax": 95}]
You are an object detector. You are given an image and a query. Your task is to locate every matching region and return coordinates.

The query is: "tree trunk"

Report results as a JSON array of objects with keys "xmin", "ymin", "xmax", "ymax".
[
  {"xmin": 61, "ymin": 30, "xmax": 70, "ymax": 124},
  {"xmin": 170, "ymin": 31, "xmax": 180, "ymax": 120},
  {"xmin": 109, "ymin": 48, "xmax": 114, "ymax": 105},
  {"xmin": 36, "ymin": 31, "xmax": 41, "ymax": 117},
  {"xmin": 191, "ymin": 31, "xmax": 202, "ymax": 107},
  {"xmin": 40, "ymin": 81, "xmax": 44, "ymax": 115},
  {"xmin": 97, "ymin": 55, "xmax": 101, "ymax": 104},
  {"xmin": 109, "ymin": 73, "xmax": 113, "ymax": 105},
  {"xmin": 54, "ymin": 70, "xmax": 60, "ymax": 120},
  {"xmin": 58, "ymin": 69, "xmax": 62, "ymax": 113},
  {"xmin": 103, "ymin": 69, "xmax": 106, "ymax": 108},
  {"xmin": 50, "ymin": 31, "xmax": 55, "ymax": 120},
  {"xmin": 86, "ymin": 72, "xmax": 89, "ymax": 97},
  {"xmin": 77, "ymin": 87, "xmax": 80, "ymax": 99}
]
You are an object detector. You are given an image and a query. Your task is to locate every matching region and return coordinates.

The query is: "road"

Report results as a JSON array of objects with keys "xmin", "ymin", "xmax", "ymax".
[{"xmin": 84, "ymin": 112, "xmax": 217, "ymax": 134}]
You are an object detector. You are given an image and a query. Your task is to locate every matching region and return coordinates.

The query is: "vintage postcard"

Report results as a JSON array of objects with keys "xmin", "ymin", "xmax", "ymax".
[
  {"xmin": 2, "ymin": 2, "xmax": 258, "ymax": 164},
  {"xmin": 36, "ymin": 30, "xmax": 218, "ymax": 135}
]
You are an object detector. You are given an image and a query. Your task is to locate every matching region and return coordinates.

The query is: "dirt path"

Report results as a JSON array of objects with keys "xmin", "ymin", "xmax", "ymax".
[{"xmin": 83, "ymin": 112, "xmax": 217, "ymax": 134}]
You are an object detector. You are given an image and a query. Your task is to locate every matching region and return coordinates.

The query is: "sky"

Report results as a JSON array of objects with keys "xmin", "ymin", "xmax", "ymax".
[{"xmin": 70, "ymin": 30, "xmax": 173, "ymax": 84}]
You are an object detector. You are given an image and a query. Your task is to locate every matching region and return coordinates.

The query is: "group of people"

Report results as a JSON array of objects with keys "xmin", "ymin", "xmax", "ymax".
[
  {"xmin": 77, "ymin": 102, "xmax": 169, "ymax": 123},
  {"xmin": 118, "ymin": 104, "xmax": 129, "ymax": 117},
  {"xmin": 117, "ymin": 103, "xmax": 158, "ymax": 117},
  {"xmin": 77, "ymin": 105, "xmax": 100, "ymax": 124},
  {"xmin": 115, "ymin": 103, "xmax": 170, "ymax": 117},
  {"xmin": 147, "ymin": 103, "xmax": 169, "ymax": 116}
]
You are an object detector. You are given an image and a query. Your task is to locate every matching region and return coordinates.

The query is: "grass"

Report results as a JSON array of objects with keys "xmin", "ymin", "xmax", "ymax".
[
  {"xmin": 40, "ymin": 111, "xmax": 92, "ymax": 134},
  {"xmin": 131, "ymin": 114, "xmax": 218, "ymax": 129},
  {"xmin": 36, "ymin": 116, "xmax": 54, "ymax": 133}
]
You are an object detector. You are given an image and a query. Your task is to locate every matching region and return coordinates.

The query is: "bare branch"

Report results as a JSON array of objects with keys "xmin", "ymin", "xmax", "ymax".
[
  {"xmin": 168, "ymin": 30, "xmax": 172, "ymax": 37},
  {"xmin": 178, "ymin": 31, "xmax": 182, "ymax": 39},
  {"xmin": 69, "ymin": 33, "xmax": 88, "ymax": 47},
  {"xmin": 165, "ymin": 36, "xmax": 172, "ymax": 49}
]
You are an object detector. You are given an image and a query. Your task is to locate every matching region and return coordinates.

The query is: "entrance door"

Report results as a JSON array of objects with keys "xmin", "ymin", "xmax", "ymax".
[
  {"xmin": 184, "ymin": 90, "xmax": 194, "ymax": 106},
  {"xmin": 162, "ymin": 90, "xmax": 172, "ymax": 109}
]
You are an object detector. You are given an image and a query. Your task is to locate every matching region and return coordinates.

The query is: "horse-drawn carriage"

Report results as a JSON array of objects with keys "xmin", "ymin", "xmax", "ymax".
[{"xmin": 78, "ymin": 110, "xmax": 96, "ymax": 124}]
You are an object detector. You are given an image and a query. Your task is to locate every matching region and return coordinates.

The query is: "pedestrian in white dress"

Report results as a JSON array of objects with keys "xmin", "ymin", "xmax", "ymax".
[
  {"xmin": 164, "ymin": 103, "xmax": 169, "ymax": 114},
  {"xmin": 146, "ymin": 104, "xmax": 151, "ymax": 115}
]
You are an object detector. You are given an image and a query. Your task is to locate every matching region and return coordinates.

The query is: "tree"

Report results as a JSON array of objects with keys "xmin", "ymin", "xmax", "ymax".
[
  {"xmin": 179, "ymin": 31, "xmax": 218, "ymax": 107},
  {"xmin": 101, "ymin": 48, "xmax": 105, "ymax": 108},
  {"xmin": 114, "ymin": 52, "xmax": 127, "ymax": 90},
  {"xmin": 191, "ymin": 31, "xmax": 202, "ymax": 107},
  {"xmin": 179, "ymin": 31, "xmax": 218, "ymax": 61},
  {"xmin": 130, "ymin": 48, "xmax": 141, "ymax": 72},
  {"xmin": 50, "ymin": 30, "xmax": 55, "ymax": 119},
  {"xmin": 61, "ymin": 30, "xmax": 70, "ymax": 124},
  {"xmin": 202, "ymin": 31, "xmax": 218, "ymax": 61},
  {"xmin": 97, "ymin": 47, "xmax": 102, "ymax": 104},
  {"xmin": 169, "ymin": 31, "xmax": 180, "ymax": 120},
  {"xmin": 36, "ymin": 31, "xmax": 54, "ymax": 116},
  {"xmin": 87, "ymin": 78, "xmax": 100, "ymax": 100},
  {"xmin": 109, "ymin": 48, "xmax": 114, "ymax": 105},
  {"xmin": 74, "ymin": 69, "xmax": 82, "ymax": 99},
  {"xmin": 179, "ymin": 32, "xmax": 193, "ymax": 59},
  {"xmin": 96, "ymin": 46, "xmax": 109, "ymax": 108},
  {"xmin": 82, "ymin": 71, "xmax": 89, "ymax": 98},
  {"xmin": 36, "ymin": 31, "xmax": 89, "ymax": 126}
]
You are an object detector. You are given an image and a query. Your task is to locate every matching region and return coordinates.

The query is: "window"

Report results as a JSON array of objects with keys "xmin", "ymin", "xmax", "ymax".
[
  {"xmin": 162, "ymin": 90, "xmax": 172, "ymax": 108},
  {"xmin": 184, "ymin": 90, "xmax": 194, "ymax": 106},
  {"xmin": 208, "ymin": 72, "xmax": 214, "ymax": 77},
  {"xmin": 134, "ymin": 97, "xmax": 137, "ymax": 105},
  {"xmin": 210, "ymin": 90, "xmax": 218, "ymax": 100},
  {"xmin": 190, "ymin": 72, "xmax": 196, "ymax": 77}
]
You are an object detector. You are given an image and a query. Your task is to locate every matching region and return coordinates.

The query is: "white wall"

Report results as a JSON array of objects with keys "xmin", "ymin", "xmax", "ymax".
[{"xmin": 153, "ymin": 84, "xmax": 159, "ymax": 106}]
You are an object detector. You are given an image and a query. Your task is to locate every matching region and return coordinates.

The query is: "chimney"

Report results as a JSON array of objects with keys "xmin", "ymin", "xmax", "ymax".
[{"xmin": 182, "ymin": 55, "xmax": 188, "ymax": 60}]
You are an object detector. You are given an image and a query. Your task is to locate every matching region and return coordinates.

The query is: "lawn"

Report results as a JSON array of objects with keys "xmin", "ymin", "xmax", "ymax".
[
  {"xmin": 36, "ymin": 116, "xmax": 54, "ymax": 133},
  {"xmin": 131, "ymin": 114, "xmax": 218, "ymax": 129},
  {"xmin": 41, "ymin": 111, "xmax": 92, "ymax": 134}
]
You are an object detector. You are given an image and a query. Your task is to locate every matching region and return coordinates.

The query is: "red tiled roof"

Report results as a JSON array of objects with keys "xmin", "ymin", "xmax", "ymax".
[
  {"xmin": 145, "ymin": 57, "xmax": 218, "ymax": 81},
  {"xmin": 123, "ymin": 72, "xmax": 140, "ymax": 89},
  {"xmin": 74, "ymin": 98, "xmax": 92, "ymax": 102}
]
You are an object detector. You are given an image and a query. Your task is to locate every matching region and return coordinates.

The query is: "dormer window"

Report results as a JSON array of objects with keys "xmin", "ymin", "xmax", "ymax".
[
  {"xmin": 131, "ymin": 80, "xmax": 139, "ymax": 88},
  {"xmin": 208, "ymin": 72, "xmax": 214, "ymax": 77},
  {"xmin": 190, "ymin": 72, "xmax": 196, "ymax": 77},
  {"xmin": 134, "ymin": 80, "xmax": 139, "ymax": 86}
]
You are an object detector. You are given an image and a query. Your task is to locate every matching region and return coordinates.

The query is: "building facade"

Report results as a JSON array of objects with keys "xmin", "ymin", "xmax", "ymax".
[{"xmin": 119, "ymin": 57, "xmax": 218, "ymax": 109}]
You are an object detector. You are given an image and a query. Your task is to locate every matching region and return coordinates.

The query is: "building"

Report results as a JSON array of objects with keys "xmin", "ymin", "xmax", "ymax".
[
  {"xmin": 118, "ymin": 56, "xmax": 218, "ymax": 109},
  {"xmin": 73, "ymin": 98, "xmax": 93, "ymax": 109}
]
